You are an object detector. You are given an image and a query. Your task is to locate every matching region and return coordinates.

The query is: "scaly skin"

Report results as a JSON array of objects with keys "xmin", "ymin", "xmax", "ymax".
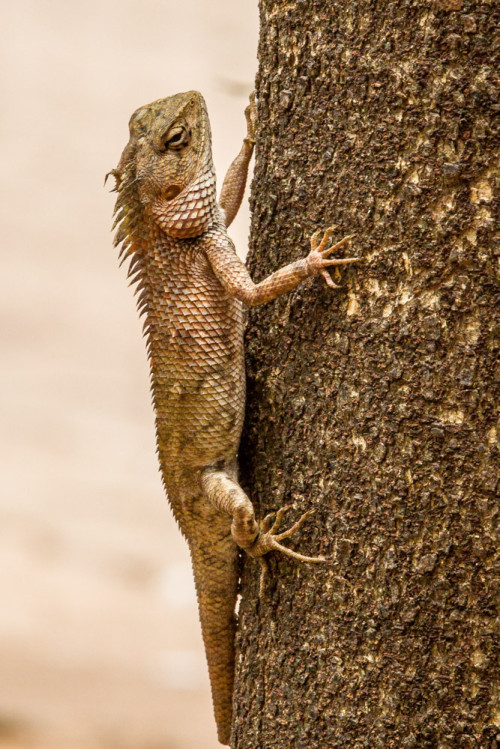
[{"xmin": 110, "ymin": 91, "xmax": 359, "ymax": 745}]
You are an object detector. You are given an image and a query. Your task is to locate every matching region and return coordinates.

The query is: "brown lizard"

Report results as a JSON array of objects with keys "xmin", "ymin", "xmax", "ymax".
[{"xmin": 109, "ymin": 91, "xmax": 359, "ymax": 745}]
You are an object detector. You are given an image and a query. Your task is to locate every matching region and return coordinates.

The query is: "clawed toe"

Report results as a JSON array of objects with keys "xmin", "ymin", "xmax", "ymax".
[
  {"xmin": 308, "ymin": 228, "xmax": 360, "ymax": 291},
  {"xmin": 275, "ymin": 509, "xmax": 315, "ymax": 541},
  {"xmin": 310, "ymin": 229, "xmax": 323, "ymax": 251},
  {"xmin": 317, "ymin": 226, "xmax": 339, "ymax": 252},
  {"xmin": 268, "ymin": 505, "xmax": 294, "ymax": 534},
  {"xmin": 261, "ymin": 504, "xmax": 293, "ymax": 533},
  {"xmin": 261, "ymin": 512, "xmax": 276, "ymax": 533},
  {"xmin": 310, "ymin": 225, "xmax": 338, "ymax": 251},
  {"xmin": 306, "ymin": 226, "xmax": 362, "ymax": 289},
  {"xmin": 321, "ymin": 269, "xmax": 341, "ymax": 289},
  {"xmin": 270, "ymin": 539, "xmax": 326, "ymax": 564},
  {"xmin": 250, "ymin": 506, "xmax": 327, "ymax": 565},
  {"xmin": 258, "ymin": 556, "xmax": 270, "ymax": 599},
  {"xmin": 323, "ymin": 232, "xmax": 357, "ymax": 257}
]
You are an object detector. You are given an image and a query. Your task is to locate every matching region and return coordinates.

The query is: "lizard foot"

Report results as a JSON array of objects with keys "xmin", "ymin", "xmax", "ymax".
[
  {"xmin": 254, "ymin": 505, "xmax": 326, "ymax": 561},
  {"xmin": 307, "ymin": 226, "xmax": 361, "ymax": 289},
  {"xmin": 250, "ymin": 506, "xmax": 327, "ymax": 598}
]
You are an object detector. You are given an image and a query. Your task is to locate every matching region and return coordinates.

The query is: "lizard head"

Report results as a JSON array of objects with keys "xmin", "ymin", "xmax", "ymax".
[{"xmin": 112, "ymin": 91, "xmax": 217, "ymax": 239}]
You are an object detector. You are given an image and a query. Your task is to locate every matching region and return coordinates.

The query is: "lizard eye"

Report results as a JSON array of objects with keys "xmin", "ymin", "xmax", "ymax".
[{"xmin": 163, "ymin": 126, "xmax": 190, "ymax": 151}]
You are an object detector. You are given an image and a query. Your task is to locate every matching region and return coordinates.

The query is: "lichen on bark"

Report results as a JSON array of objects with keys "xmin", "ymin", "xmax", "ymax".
[{"xmin": 233, "ymin": 2, "xmax": 499, "ymax": 747}]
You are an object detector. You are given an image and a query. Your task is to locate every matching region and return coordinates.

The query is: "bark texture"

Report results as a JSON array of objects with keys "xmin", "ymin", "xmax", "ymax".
[{"xmin": 234, "ymin": 2, "xmax": 499, "ymax": 747}]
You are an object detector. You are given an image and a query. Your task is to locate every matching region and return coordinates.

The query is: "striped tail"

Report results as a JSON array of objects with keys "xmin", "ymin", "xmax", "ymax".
[{"xmin": 188, "ymin": 521, "xmax": 239, "ymax": 745}]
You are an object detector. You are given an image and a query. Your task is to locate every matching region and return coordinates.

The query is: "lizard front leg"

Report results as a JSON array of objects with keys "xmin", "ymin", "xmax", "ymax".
[
  {"xmin": 218, "ymin": 93, "xmax": 256, "ymax": 228},
  {"xmin": 206, "ymin": 226, "xmax": 360, "ymax": 306}
]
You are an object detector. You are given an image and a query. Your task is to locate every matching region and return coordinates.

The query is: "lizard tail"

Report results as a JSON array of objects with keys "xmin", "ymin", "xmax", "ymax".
[{"xmin": 188, "ymin": 526, "xmax": 239, "ymax": 745}]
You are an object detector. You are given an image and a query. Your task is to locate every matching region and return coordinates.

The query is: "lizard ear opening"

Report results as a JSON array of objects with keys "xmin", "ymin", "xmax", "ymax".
[{"xmin": 163, "ymin": 185, "xmax": 182, "ymax": 201}]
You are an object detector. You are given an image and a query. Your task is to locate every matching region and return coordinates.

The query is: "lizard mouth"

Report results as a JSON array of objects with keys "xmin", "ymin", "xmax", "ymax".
[{"xmin": 163, "ymin": 185, "xmax": 182, "ymax": 201}]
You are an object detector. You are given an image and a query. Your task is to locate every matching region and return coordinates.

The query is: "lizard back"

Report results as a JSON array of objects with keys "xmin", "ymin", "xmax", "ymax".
[{"xmin": 146, "ymin": 229, "xmax": 246, "ymax": 468}]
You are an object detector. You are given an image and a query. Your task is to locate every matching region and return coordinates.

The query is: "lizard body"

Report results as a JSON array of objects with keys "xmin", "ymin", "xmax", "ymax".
[{"xmin": 110, "ymin": 92, "xmax": 359, "ymax": 744}]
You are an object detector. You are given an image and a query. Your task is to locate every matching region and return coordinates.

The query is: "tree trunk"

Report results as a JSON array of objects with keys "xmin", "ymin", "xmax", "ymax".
[{"xmin": 233, "ymin": 2, "xmax": 498, "ymax": 747}]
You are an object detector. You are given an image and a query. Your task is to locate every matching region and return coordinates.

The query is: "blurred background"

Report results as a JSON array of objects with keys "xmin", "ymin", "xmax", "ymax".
[{"xmin": 0, "ymin": 1, "xmax": 257, "ymax": 747}]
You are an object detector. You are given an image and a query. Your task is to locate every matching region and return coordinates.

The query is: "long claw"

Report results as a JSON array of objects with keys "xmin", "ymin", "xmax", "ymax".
[
  {"xmin": 268, "ymin": 505, "xmax": 294, "ymax": 535},
  {"xmin": 261, "ymin": 511, "xmax": 276, "ymax": 533},
  {"xmin": 321, "ymin": 269, "xmax": 341, "ymax": 289},
  {"xmin": 271, "ymin": 539, "xmax": 327, "ymax": 563},
  {"xmin": 275, "ymin": 509, "xmax": 315, "ymax": 541},
  {"xmin": 310, "ymin": 229, "xmax": 323, "ymax": 251},
  {"xmin": 322, "ymin": 233, "xmax": 357, "ymax": 257},
  {"xmin": 261, "ymin": 505, "xmax": 294, "ymax": 534},
  {"xmin": 258, "ymin": 557, "xmax": 269, "ymax": 599},
  {"xmin": 322, "ymin": 256, "xmax": 361, "ymax": 267},
  {"xmin": 317, "ymin": 225, "xmax": 338, "ymax": 252}
]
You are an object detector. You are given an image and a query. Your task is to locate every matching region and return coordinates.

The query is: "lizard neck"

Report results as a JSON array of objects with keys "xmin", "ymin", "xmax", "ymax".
[
  {"xmin": 113, "ymin": 144, "xmax": 224, "ymax": 313},
  {"xmin": 151, "ymin": 153, "xmax": 219, "ymax": 239}
]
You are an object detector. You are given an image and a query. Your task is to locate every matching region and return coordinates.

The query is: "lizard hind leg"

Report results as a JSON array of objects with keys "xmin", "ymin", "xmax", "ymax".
[{"xmin": 200, "ymin": 467, "xmax": 326, "ymax": 563}]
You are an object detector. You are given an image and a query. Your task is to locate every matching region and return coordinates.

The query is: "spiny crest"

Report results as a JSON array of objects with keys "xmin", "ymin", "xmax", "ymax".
[{"xmin": 109, "ymin": 143, "xmax": 150, "ymax": 320}]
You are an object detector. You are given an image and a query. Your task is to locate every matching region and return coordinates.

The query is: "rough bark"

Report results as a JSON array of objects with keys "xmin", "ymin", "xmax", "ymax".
[{"xmin": 233, "ymin": 2, "xmax": 499, "ymax": 747}]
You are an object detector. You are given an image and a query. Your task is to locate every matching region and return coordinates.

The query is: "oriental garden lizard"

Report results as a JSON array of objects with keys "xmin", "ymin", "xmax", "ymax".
[{"xmin": 109, "ymin": 91, "xmax": 359, "ymax": 745}]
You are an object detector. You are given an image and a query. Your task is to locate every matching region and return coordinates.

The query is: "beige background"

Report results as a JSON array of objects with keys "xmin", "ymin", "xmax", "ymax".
[{"xmin": 0, "ymin": 1, "xmax": 258, "ymax": 747}]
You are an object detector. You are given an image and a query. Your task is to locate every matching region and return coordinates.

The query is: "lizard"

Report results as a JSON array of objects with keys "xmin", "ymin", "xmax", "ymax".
[{"xmin": 109, "ymin": 91, "xmax": 359, "ymax": 745}]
